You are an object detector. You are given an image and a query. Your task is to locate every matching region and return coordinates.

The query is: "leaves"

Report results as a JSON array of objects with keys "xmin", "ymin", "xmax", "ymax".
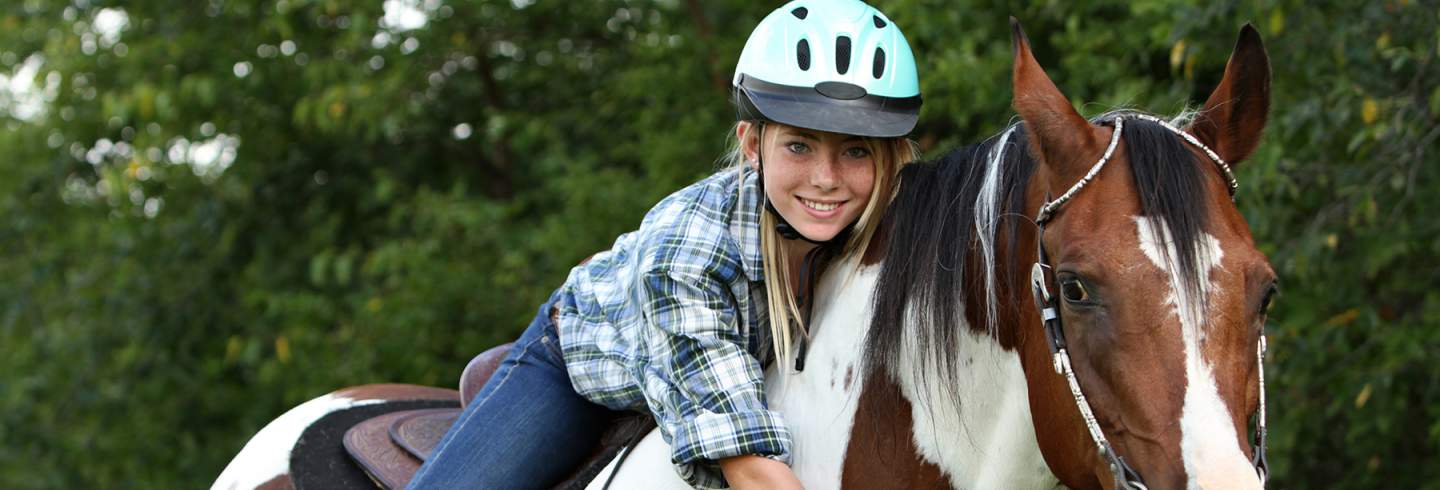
[{"xmin": 0, "ymin": 0, "xmax": 1435, "ymax": 488}]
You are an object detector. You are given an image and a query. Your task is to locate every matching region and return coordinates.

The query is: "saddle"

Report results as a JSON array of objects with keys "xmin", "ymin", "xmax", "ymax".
[{"xmin": 332, "ymin": 343, "xmax": 654, "ymax": 490}]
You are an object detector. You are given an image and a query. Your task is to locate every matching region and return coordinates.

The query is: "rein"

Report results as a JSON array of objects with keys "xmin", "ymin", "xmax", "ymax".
[{"xmin": 1026, "ymin": 115, "xmax": 1268, "ymax": 489}]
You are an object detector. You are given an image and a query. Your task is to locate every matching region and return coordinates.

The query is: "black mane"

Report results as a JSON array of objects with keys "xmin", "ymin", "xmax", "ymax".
[{"xmin": 863, "ymin": 113, "xmax": 1215, "ymax": 408}]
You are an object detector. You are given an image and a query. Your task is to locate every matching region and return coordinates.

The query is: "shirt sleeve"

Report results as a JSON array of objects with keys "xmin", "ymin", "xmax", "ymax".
[{"xmin": 635, "ymin": 266, "xmax": 792, "ymax": 489}]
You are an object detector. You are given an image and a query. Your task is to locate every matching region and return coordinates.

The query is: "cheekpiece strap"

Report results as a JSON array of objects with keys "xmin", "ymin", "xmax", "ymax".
[{"xmin": 1252, "ymin": 335, "xmax": 1269, "ymax": 482}]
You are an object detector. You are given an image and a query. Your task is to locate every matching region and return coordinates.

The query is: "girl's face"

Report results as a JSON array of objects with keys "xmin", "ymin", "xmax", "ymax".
[{"xmin": 741, "ymin": 122, "xmax": 877, "ymax": 243}]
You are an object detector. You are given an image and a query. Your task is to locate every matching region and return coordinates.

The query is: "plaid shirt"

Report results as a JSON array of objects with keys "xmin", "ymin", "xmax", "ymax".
[{"xmin": 555, "ymin": 167, "xmax": 789, "ymax": 488}]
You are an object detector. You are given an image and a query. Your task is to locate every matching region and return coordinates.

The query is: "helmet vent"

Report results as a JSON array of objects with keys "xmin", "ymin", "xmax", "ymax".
[
  {"xmin": 797, "ymin": 39, "xmax": 811, "ymax": 71},
  {"xmin": 873, "ymin": 15, "xmax": 887, "ymax": 28},
  {"xmin": 835, "ymin": 36, "xmax": 852, "ymax": 75},
  {"xmin": 791, "ymin": 7, "xmax": 808, "ymax": 20},
  {"xmin": 873, "ymin": 48, "xmax": 886, "ymax": 78}
]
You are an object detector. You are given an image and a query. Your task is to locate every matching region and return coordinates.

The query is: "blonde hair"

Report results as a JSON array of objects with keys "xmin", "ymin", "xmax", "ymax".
[{"xmin": 725, "ymin": 122, "xmax": 919, "ymax": 371}]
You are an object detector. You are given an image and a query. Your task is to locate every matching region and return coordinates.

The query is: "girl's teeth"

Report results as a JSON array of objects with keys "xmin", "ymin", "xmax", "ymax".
[{"xmin": 803, "ymin": 199, "xmax": 839, "ymax": 211}]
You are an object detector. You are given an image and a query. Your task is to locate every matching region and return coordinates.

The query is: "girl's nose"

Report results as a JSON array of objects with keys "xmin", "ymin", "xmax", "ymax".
[{"xmin": 810, "ymin": 155, "xmax": 840, "ymax": 189}]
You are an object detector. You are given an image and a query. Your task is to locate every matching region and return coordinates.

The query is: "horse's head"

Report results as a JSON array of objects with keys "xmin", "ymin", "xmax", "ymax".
[{"xmin": 1009, "ymin": 19, "xmax": 1273, "ymax": 489}]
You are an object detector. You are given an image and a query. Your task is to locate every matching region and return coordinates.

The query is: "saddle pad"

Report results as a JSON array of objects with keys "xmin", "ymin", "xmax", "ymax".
[
  {"xmin": 389, "ymin": 408, "xmax": 461, "ymax": 462},
  {"xmin": 343, "ymin": 410, "xmax": 425, "ymax": 489}
]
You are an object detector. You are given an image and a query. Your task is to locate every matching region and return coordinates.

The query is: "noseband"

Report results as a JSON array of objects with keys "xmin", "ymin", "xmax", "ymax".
[{"xmin": 1027, "ymin": 114, "xmax": 1268, "ymax": 489}]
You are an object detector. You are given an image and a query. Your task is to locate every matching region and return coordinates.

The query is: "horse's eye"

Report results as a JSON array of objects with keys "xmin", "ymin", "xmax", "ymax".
[
  {"xmin": 1060, "ymin": 278, "xmax": 1090, "ymax": 304},
  {"xmin": 1259, "ymin": 284, "xmax": 1279, "ymax": 315}
]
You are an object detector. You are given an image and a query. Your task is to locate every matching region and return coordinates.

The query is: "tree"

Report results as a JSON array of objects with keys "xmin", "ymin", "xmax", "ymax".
[{"xmin": 0, "ymin": 0, "xmax": 1433, "ymax": 487}]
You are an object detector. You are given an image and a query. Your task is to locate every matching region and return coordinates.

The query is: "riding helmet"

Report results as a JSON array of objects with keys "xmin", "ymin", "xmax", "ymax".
[{"xmin": 733, "ymin": 0, "xmax": 922, "ymax": 138}]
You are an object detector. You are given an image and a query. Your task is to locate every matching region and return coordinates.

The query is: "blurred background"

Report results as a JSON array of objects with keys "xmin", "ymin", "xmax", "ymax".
[{"xmin": 0, "ymin": 0, "xmax": 1435, "ymax": 487}]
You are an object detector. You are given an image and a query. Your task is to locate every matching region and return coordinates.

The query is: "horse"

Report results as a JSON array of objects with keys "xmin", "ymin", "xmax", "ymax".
[
  {"xmin": 593, "ymin": 20, "xmax": 1274, "ymax": 489},
  {"xmin": 214, "ymin": 19, "xmax": 1274, "ymax": 490}
]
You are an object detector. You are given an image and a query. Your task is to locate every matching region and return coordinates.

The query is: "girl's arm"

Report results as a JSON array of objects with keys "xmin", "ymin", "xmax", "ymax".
[
  {"xmin": 719, "ymin": 455, "xmax": 804, "ymax": 490},
  {"xmin": 636, "ymin": 265, "xmax": 794, "ymax": 488}
]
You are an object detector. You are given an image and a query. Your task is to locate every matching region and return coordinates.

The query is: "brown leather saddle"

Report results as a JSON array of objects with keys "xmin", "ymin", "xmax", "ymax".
[{"xmin": 336, "ymin": 343, "xmax": 653, "ymax": 490}]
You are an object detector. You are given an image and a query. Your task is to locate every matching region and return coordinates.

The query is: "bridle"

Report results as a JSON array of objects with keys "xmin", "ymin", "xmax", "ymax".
[{"xmin": 1026, "ymin": 114, "xmax": 1269, "ymax": 489}]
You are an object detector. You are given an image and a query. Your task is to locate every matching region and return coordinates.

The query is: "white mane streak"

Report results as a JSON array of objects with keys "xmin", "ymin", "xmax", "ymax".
[{"xmin": 972, "ymin": 126, "xmax": 1018, "ymax": 337}]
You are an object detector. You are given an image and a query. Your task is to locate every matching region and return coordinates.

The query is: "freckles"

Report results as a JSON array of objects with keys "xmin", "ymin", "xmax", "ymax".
[{"xmin": 848, "ymin": 162, "xmax": 876, "ymax": 191}]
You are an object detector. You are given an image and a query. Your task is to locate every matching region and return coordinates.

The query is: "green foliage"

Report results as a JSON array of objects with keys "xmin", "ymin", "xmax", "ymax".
[{"xmin": 0, "ymin": 0, "xmax": 1434, "ymax": 487}]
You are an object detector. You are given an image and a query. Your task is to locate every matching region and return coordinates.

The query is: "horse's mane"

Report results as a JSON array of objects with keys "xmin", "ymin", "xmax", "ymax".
[{"xmin": 863, "ymin": 111, "xmax": 1216, "ymax": 409}]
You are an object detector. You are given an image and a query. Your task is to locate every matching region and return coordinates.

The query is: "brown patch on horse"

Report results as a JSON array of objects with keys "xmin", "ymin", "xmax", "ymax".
[
  {"xmin": 861, "ymin": 214, "xmax": 891, "ymax": 266},
  {"xmin": 841, "ymin": 372, "xmax": 947, "ymax": 489},
  {"xmin": 843, "ymin": 365, "xmax": 854, "ymax": 391},
  {"xmin": 255, "ymin": 474, "xmax": 295, "ymax": 490},
  {"xmin": 962, "ymin": 228, "xmax": 1029, "ymax": 350}
]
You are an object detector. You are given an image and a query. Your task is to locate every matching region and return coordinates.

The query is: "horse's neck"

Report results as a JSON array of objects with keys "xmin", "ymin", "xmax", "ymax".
[{"xmin": 767, "ymin": 255, "xmax": 1058, "ymax": 489}]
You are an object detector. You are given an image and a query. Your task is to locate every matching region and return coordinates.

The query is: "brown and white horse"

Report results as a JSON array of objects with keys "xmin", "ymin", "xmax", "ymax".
[{"xmin": 593, "ymin": 21, "xmax": 1273, "ymax": 490}]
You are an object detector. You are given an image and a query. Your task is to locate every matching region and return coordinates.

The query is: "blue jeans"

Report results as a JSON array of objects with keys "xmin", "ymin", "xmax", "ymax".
[{"xmin": 408, "ymin": 294, "xmax": 619, "ymax": 489}]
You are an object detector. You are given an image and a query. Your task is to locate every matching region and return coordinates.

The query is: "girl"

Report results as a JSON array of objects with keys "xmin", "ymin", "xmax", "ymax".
[{"xmin": 409, "ymin": 1, "xmax": 922, "ymax": 488}]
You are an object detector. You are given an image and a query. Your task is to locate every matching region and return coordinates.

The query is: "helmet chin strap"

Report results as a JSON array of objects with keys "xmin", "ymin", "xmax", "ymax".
[{"xmin": 753, "ymin": 121, "xmax": 855, "ymax": 247}]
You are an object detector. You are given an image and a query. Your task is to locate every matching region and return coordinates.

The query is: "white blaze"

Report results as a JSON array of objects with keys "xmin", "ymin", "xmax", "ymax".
[{"xmin": 1134, "ymin": 216, "xmax": 1259, "ymax": 490}]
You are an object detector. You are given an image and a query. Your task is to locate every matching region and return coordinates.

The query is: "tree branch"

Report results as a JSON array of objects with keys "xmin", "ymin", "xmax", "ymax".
[
  {"xmin": 471, "ymin": 46, "xmax": 515, "ymax": 199},
  {"xmin": 685, "ymin": 0, "xmax": 728, "ymax": 92}
]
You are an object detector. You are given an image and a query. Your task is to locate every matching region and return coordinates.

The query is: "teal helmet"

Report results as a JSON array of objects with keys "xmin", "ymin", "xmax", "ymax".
[{"xmin": 733, "ymin": 0, "xmax": 922, "ymax": 138}]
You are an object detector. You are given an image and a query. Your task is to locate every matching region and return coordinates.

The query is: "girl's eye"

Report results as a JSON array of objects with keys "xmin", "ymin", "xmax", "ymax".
[
  {"xmin": 787, "ymin": 142, "xmax": 810, "ymax": 154},
  {"xmin": 844, "ymin": 146, "xmax": 872, "ymax": 159}
]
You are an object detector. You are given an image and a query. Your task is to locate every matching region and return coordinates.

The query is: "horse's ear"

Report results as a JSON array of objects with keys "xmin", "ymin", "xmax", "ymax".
[
  {"xmin": 1011, "ymin": 17, "xmax": 1096, "ymax": 175},
  {"xmin": 1187, "ymin": 23, "xmax": 1271, "ymax": 166}
]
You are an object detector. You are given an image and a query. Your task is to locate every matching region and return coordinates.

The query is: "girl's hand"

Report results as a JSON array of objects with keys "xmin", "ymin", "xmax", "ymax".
[{"xmin": 718, "ymin": 454, "xmax": 804, "ymax": 490}]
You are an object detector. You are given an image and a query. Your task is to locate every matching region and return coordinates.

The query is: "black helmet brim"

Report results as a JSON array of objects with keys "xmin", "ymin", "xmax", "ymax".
[{"xmin": 735, "ymin": 75, "xmax": 922, "ymax": 138}]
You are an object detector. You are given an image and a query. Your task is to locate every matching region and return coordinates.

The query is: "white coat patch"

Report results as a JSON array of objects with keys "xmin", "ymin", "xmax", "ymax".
[{"xmin": 1134, "ymin": 216, "xmax": 1260, "ymax": 489}]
